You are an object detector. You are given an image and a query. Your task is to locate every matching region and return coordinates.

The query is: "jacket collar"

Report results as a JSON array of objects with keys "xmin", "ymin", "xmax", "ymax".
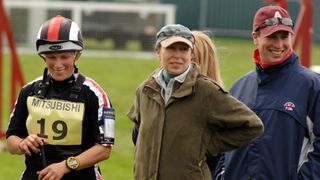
[
  {"xmin": 255, "ymin": 52, "xmax": 299, "ymax": 83},
  {"xmin": 144, "ymin": 63, "xmax": 200, "ymax": 103},
  {"xmin": 253, "ymin": 48, "xmax": 293, "ymax": 69},
  {"xmin": 153, "ymin": 64, "xmax": 192, "ymax": 87}
]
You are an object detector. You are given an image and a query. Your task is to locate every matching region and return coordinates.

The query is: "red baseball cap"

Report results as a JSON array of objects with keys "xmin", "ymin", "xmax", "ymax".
[{"xmin": 253, "ymin": 6, "xmax": 294, "ymax": 37}]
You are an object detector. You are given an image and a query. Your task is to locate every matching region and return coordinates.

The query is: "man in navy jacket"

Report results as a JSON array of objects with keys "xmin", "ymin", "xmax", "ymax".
[{"xmin": 215, "ymin": 5, "xmax": 320, "ymax": 180}]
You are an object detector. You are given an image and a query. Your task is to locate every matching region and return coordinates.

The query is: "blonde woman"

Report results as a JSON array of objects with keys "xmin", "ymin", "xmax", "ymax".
[
  {"xmin": 192, "ymin": 30, "xmax": 224, "ymax": 177},
  {"xmin": 192, "ymin": 31, "xmax": 223, "ymax": 87}
]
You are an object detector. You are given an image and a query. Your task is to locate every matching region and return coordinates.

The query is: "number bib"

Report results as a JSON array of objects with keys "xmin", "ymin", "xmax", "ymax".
[{"xmin": 26, "ymin": 96, "xmax": 85, "ymax": 145}]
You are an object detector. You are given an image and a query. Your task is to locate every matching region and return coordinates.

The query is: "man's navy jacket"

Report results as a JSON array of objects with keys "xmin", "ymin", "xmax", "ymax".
[{"xmin": 220, "ymin": 52, "xmax": 320, "ymax": 180}]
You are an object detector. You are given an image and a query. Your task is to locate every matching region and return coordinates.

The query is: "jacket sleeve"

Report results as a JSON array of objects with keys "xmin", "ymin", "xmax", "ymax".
[
  {"xmin": 127, "ymin": 89, "xmax": 141, "ymax": 146},
  {"xmin": 127, "ymin": 87, "xmax": 141, "ymax": 126},
  {"xmin": 297, "ymin": 81, "xmax": 320, "ymax": 179},
  {"xmin": 6, "ymin": 85, "xmax": 32, "ymax": 139},
  {"xmin": 205, "ymin": 82, "xmax": 264, "ymax": 155}
]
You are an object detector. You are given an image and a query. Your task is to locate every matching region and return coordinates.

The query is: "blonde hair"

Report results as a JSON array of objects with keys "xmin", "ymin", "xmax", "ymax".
[{"xmin": 192, "ymin": 31, "xmax": 224, "ymax": 87}]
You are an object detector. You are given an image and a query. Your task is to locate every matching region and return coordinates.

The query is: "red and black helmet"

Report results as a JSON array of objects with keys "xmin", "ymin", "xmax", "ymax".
[{"xmin": 36, "ymin": 15, "xmax": 83, "ymax": 54}]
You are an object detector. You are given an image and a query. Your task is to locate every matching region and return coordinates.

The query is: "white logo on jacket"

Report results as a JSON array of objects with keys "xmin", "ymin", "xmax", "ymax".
[{"xmin": 284, "ymin": 102, "xmax": 295, "ymax": 111}]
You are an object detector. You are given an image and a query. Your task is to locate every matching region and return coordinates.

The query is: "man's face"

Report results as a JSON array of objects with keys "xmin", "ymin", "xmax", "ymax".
[{"xmin": 253, "ymin": 31, "xmax": 292, "ymax": 63}]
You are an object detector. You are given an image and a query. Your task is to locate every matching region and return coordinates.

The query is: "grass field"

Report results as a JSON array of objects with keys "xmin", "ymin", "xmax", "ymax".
[{"xmin": 0, "ymin": 37, "xmax": 319, "ymax": 179}]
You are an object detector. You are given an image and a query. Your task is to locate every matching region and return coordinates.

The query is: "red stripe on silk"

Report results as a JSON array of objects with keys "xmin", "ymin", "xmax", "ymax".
[
  {"xmin": 85, "ymin": 78, "xmax": 109, "ymax": 108},
  {"xmin": 47, "ymin": 16, "xmax": 64, "ymax": 40}
]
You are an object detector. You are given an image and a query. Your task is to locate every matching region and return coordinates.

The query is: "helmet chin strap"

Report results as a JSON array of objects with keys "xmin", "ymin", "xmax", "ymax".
[
  {"xmin": 74, "ymin": 65, "xmax": 78, "ymax": 74},
  {"xmin": 37, "ymin": 67, "xmax": 50, "ymax": 99}
]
